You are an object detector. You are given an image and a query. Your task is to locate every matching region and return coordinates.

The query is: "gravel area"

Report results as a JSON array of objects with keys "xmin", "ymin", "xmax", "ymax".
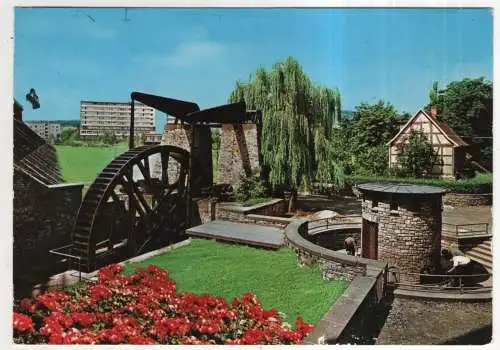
[{"xmin": 376, "ymin": 297, "xmax": 492, "ymax": 345}]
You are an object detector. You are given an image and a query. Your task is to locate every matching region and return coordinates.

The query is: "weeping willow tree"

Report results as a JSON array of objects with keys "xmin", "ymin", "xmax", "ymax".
[{"xmin": 228, "ymin": 57, "xmax": 342, "ymax": 212}]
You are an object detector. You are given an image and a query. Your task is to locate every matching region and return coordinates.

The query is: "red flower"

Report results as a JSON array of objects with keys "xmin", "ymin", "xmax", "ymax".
[
  {"xmin": 13, "ymin": 263, "xmax": 311, "ymax": 345},
  {"xmin": 99, "ymin": 327, "xmax": 126, "ymax": 344},
  {"xmin": 295, "ymin": 316, "xmax": 314, "ymax": 336},
  {"xmin": 72, "ymin": 312, "xmax": 97, "ymax": 328},
  {"xmin": 128, "ymin": 335, "xmax": 155, "ymax": 344},
  {"xmin": 13, "ymin": 312, "xmax": 35, "ymax": 333},
  {"xmin": 89, "ymin": 284, "xmax": 112, "ymax": 301}
]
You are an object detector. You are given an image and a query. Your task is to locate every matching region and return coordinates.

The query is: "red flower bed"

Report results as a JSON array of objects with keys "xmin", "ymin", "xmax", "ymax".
[{"xmin": 13, "ymin": 264, "xmax": 314, "ymax": 344}]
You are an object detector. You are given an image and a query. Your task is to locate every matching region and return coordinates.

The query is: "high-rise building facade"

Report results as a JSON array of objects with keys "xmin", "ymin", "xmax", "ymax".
[
  {"xmin": 26, "ymin": 121, "xmax": 61, "ymax": 141},
  {"xmin": 79, "ymin": 101, "xmax": 155, "ymax": 139}
]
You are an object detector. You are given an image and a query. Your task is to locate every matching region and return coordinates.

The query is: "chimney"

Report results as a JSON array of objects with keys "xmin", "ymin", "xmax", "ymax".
[{"xmin": 430, "ymin": 105, "xmax": 438, "ymax": 119}]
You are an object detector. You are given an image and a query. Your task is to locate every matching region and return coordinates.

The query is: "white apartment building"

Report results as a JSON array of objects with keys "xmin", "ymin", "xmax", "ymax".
[
  {"xmin": 80, "ymin": 101, "xmax": 155, "ymax": 139},
  {"xmin": 26, "ymin": 121, "xmax": 61, "ymax": 141}
]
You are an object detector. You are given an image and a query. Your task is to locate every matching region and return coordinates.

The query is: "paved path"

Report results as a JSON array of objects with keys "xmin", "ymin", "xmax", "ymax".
[
  {"xmin": 442, "ymin": 206, "xmax": 492, "ymax": 233},
  {"xmin": 186, "ymin": 220, "xmax": 284, "ymax": 249},
  {"xmin": 376, "ymin": 297, "xmax": 492, "ymax": 345}
]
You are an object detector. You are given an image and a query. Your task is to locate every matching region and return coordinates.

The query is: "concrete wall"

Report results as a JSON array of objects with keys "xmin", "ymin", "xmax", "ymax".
[
  {"xmin": 13, "ymin": 169, "xmax": 83, "ymax": 292},
  {"xmin": 217, "ymin": 123, "xmax": 260, "ymax": 187}
]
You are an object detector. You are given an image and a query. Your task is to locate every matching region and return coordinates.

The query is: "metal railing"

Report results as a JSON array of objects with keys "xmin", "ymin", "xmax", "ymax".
[
  {"xmin": 388, "ymin": 269, "xmax": 492, "ymax": 294},
  {"xmin": 307, "ymin": 216, "xmax": 362, "ymax": 235},
  {"xmin": 442, "ymin": 222, "xmax": 490, "ymax": 237}
]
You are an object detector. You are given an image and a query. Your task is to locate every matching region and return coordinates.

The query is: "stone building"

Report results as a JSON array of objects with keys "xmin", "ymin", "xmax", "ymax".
[
  {"xmin": 13, "ymin": 117, "xmax": 83, "ymax": 296},
  {"xmin": 387, "ymin": 106, "xmax": 468, "ymax": 179},
  {"xmin": 357, "ymin": 183, "xmax": 446, "ymax": 283}
]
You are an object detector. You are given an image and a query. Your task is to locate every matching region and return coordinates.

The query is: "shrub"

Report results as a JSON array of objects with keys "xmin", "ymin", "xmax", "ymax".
[
  {"xmin": 235, "ymin": 174, "xmax": 268, "ymax": 202},
  {"xmin": 354, "ymin": 144, "xmax": 389, "ymax": 176},
  {"xmin": 13, "ymin": 264, "xmax": 313, "ymax": 345},
  {"xmin": 397, "ymin": 130, "xmax": 439, "ymax": 178}
]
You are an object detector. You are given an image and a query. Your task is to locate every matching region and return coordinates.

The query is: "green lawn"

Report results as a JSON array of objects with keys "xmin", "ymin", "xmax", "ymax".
[
  {"xmin": 124, "ymin": 239, "xmax": 349, "ymax": 324},
  {"xmin": 56, "ymin": 145, "xmax": 128, "ymax": 184}
]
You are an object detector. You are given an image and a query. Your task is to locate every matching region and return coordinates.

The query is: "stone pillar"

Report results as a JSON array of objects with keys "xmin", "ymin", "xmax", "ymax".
[
  {"xmin": 161, "ymin": 123, "xmax": 213, "ymax": 195},
  {"xmin": 217, "ymin": 123, "xmax": 260, "ymax": 188}
]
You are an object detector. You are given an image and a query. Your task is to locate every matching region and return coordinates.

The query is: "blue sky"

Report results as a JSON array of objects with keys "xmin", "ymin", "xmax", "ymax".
[{"xmin": 14, "ymin": 8, "xmax": 493, "ymax": 131}]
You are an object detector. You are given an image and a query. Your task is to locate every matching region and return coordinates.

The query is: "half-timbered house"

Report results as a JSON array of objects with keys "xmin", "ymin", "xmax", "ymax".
[{"xmin": 387, "ymin": 106, "xmax": 468, "ymax": 179}]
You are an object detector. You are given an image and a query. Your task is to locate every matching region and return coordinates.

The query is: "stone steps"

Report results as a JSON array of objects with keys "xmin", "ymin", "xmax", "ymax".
[{"xmin": 465, "ymin": 239, "xmax": 492, "ymax": 272}]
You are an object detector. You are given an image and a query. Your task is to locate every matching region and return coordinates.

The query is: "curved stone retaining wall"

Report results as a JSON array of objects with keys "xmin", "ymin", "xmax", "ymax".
[
  {"xmin": 285, "ymin": 220, "xmax": 386, "ymax": 344},
  {"xmin": 285, "ymin": 221, "xmax": 385, "ymax": 281},
  {"xmin": 443, "ymin": 193, "xmax": 492, "ymax": 207},
  {"xmin": 308, "ymin": 227, "xmax": 361, "ymax": 252}
]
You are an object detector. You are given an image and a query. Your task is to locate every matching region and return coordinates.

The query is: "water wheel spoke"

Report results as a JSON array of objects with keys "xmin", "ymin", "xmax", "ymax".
[
  {"xmin": 161, "ymin": 149, "xmax": 170, "ymax": 185},
  {"xmin": 136, "ymin": 160, "xmax": 162, "ymax": 200},
  {"xmin": 121, "ymin": 176, "xmax": 147, "ymax": 218},
  {"xmin": 123, "ymin": 169, "xmax": 152, "ymax": 215},
  {"xmin": 110, "ymin": 191, "xmax": 128, "ymax": 215}
]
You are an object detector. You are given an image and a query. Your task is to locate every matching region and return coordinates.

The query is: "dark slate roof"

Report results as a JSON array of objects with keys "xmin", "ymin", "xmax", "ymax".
[
  {"xmin": 14, "ymin": 119, "xmax": 62, "ymax": 185},
  {"xmin": 357, "ymin": 182, "xmax": 447, "ymax": 195}
]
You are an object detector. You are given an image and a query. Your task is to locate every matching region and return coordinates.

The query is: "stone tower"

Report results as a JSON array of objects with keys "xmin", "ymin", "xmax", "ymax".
[{"xmin": 357, "ymin": 183, "xmax": 446, "ymax": 283}]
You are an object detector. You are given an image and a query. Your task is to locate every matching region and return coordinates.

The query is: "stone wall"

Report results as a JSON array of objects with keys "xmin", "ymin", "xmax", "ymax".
[
  {"xmin": 304, "ymin": 273, "xmax": 386, "ymax": 344},
  {"xmin": 13, "ymin": 168, "xmax": 83, "ymax": 294},
  {"xmin": 443, "ymin": 193, "xmax": 492, "ymax": 207},
  {"xmin": 193, "ymin": 198, "xmax": 288, "ymax": 228},
  {"xmin": 361, "ymin": 194, "xmax": 442, "ymax": 283},
  {"xmin": 286, "ymin": 220, "xmax": 387, "ymax": 345},
  {"xmin": 162, "ymin": 124, "xmax": 212, "ymax": 194},
  {"xmin": 217, "ymin": 123, "xmax": 260, "ymax": 187},
  {"xmin": 309, "ymin": 227, "xmax": 361, "ymax": 251},
  {"xmin": 216, "ymin": 199, "xmax": 286, "ymax": 225},
  {"xmin": 285, "ymin": 220, "xmax": 387, "ymax": 282}
]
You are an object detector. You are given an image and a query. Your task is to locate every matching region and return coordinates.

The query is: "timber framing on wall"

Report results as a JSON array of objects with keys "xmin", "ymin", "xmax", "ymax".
[{"xmin": 387, "ymin": 108, "xmax": 468, "ymax": 178}]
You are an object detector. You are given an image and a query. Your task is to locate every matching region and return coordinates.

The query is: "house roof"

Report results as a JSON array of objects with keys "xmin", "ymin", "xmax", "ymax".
[{"xmin": 386, "ymin": 108, "xmax": 468, "ymax": 147}]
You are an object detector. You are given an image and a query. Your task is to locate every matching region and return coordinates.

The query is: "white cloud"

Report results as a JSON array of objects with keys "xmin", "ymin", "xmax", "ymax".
[{"xmin": 136, "ymin": 40, "xmax": 227, "ymax": 69}]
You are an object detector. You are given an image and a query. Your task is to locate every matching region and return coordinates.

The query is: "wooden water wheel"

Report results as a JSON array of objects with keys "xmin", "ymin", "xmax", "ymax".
[{"xmin": 65, "ymin": 145, "xmax": 189, "ymax": 272}]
